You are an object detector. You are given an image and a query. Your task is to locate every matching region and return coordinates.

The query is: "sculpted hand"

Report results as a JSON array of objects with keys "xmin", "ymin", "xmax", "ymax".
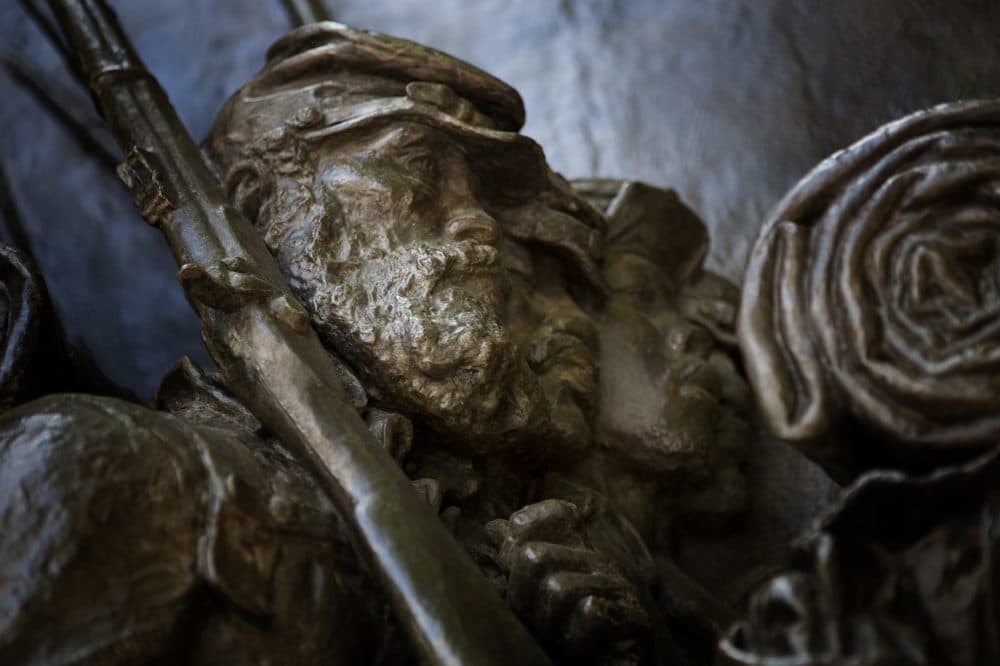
[{"xmin": 488, "ymin": 499, "xmax": 652, "ymax": 664}]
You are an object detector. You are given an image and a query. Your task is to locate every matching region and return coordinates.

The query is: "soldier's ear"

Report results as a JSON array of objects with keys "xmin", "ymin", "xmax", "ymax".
[{"xmin": 222, "ymin": 160, "xmax": 267, "ymax": 226}]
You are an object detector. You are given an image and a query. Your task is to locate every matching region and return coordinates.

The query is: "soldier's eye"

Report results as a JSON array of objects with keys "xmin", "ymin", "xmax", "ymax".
[
  {"xmin": 398, "ymin": 156, "xmax": 438, "ymax": 199},
  {"xmin": 408, "ymin": 178, "xmax": 436, "ymax": 201},
  {"xmin": 402, "ymin": 153, "xmax": 438, "ymax": 178}
]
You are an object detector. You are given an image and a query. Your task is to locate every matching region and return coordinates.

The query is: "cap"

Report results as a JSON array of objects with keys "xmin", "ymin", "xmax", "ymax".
[{"xmin": 205, "ymin": 22, "xmax": 605, "ymax": 291}]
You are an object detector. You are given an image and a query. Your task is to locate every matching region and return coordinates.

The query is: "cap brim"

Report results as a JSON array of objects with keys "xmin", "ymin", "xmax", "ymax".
[{"xmin": 299, "ymin": 97, "xmax": 548, "ymax": 206}]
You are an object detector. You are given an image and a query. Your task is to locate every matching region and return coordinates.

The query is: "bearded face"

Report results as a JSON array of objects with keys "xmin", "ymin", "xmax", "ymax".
[
  {"xmin": 266, "ymin": 122, "xmax": 597, "ymax": 454},
  {"xmin": 309, "ymin": 238, "xmax": 548, "ymax": 450}
]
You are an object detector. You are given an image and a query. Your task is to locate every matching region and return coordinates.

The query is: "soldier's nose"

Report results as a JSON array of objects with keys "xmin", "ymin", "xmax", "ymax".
[{"xmin": 444, "ymin": 210, "xmax": 502, "ymax": 247}]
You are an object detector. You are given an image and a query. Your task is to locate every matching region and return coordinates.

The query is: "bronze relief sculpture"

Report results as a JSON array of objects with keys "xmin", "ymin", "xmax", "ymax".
[{"xmin": 0, "ymin": 2, "xmax": 997, "ymax": 665}]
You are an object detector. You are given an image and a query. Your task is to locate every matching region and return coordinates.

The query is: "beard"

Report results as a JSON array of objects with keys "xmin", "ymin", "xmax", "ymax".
[
  {"xmin": 298, "ymin": 239, "xmax": 549, "ymax": 452},
  {"xmin": 523, "ymin": 315, "xmax": 599, "ymax": 461}
]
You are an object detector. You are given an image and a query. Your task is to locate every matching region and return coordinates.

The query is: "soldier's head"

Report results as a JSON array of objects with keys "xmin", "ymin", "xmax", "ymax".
[{"xmin": 206, "ymin": 23, "xmax": 605, "ymax": 458}]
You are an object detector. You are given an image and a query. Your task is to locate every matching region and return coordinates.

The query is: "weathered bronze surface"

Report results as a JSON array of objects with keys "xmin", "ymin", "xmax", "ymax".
[
  {"xmin": 0, "ymin": 2, "xmax": 997, "ymax": 665},
  {"xmin": 739, "ymin": 100, "xmax": 1000, "ymax": 476}
]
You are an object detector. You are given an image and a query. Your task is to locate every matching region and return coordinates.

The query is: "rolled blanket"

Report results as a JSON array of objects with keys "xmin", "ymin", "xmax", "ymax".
[{"xmin": 739, "ymin": 100, "xmax": 1000, "ymax": 471}]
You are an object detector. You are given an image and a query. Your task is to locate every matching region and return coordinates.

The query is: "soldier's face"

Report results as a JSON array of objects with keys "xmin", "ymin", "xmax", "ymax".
[{"xmin": 284, "ymin": 122, "xmax": 552, "ymax": 452}]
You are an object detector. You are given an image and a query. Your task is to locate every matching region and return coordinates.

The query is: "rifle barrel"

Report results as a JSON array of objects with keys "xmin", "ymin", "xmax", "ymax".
[
  {"xmin": 281, "ymin": 0, "xmax": 331, "ymax": 26},
  {"xmin": 46, "ymin": 2, "xmax": 551, "ymax": 664}
]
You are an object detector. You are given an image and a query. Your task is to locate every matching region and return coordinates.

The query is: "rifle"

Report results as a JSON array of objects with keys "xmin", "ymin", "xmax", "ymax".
[
  {"xmin": 281, "ymin": 0, "xmax": 331, "ymax": 26},
  {"xmin": 45, "ymin": 2, "xmax": 552, "ymax": 664}
]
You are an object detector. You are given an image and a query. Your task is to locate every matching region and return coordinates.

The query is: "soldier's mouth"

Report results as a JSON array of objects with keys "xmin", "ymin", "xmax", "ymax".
[{"xmin": 424, "ymin": 241, "xmax": 505, "ymax": 294}]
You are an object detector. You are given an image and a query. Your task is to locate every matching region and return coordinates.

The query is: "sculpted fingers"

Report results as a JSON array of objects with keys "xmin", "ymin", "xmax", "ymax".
[
  {"xmin": 506, "ymin": 541, "xmax": 608, "ymax": 615},
  {"xmin": 490, "ymin": 499, "xmax": 654, "ymax": 661},
  {"xmin": 507, "ymin": 498, "xmax": 584, "ymax": 545},
  {"xmin": 538, "ymin": 570, "xmax": 641, "ymax": 634},
  {"xmin": 499, "ymin": 535, "xmax": 652, "ymax": 662},
  {"xmin": 568, "ymin": 593, "xmax": 650, "ymax": 640},
  {"xmin": 565, "ymin": 594, "xmax": 652, "ymax": 665}
]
